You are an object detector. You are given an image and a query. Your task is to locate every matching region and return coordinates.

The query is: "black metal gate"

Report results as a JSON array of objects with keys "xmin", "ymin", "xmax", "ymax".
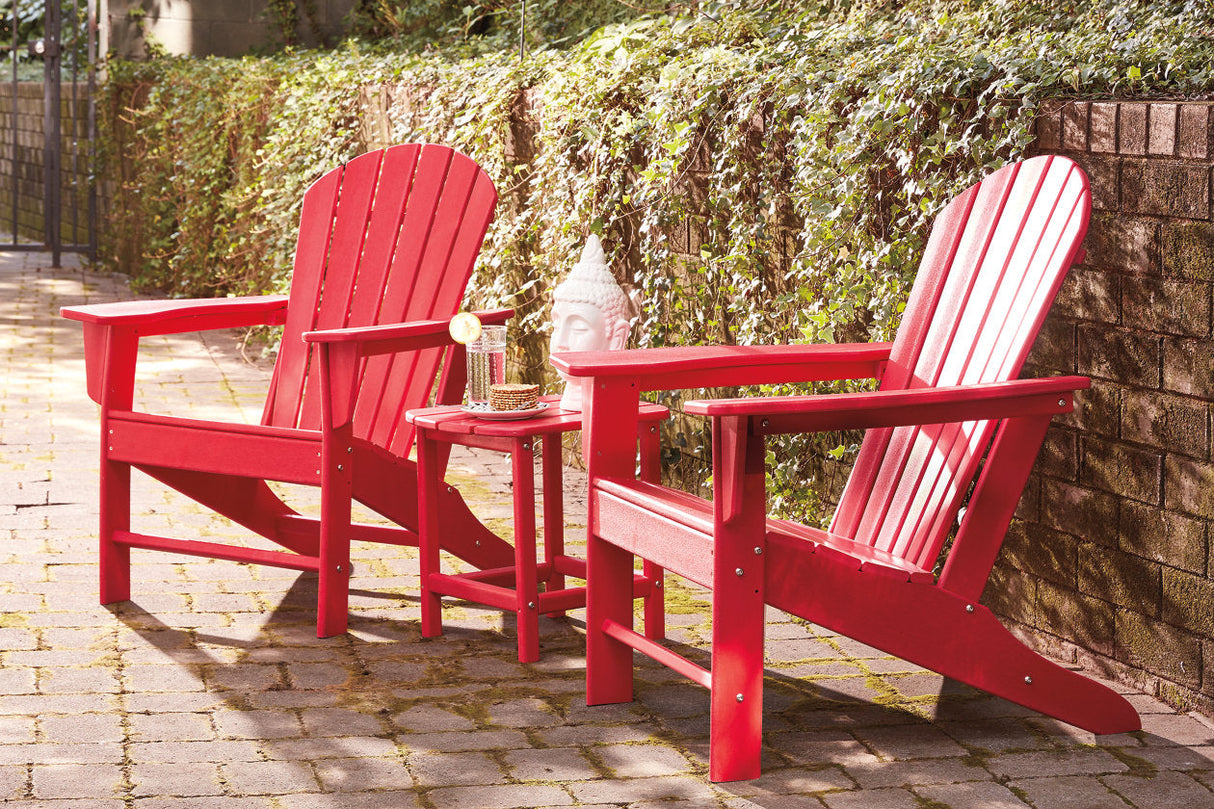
[{"xmin": 3, "ymin": 0, "xmax": 95, "ymax": 266}]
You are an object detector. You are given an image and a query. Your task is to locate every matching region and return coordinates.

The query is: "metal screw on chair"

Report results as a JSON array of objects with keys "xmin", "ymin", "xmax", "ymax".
[
  {"xmin": 736, "ymin": 693, "xmax": 744, "ymax": 702},
  {"xmin": 447, "ymin": 485, "xmax": 454, "ymax": 493},
  {"xmin": 1024, "ymin": 676, "xmax": 1033, "ymax": 685},
  {"xmin": 761, "ymin": 419, "xmax": 770, "ymax": 428},
  {"xmin": 735, "ymin": 568, "xmax": 744, "ymax": 577},
  {"xmin": 1058, "ymin": 399, "xmax": 1066, "ymax": 407},
  {"xmin": 523, "ymin": 442, "xmax": 531, "ymax": 450},
  {"xmin": 754, "ymin": 547, "xmax": 763, "ymax": 555},
  {"xmin": 528, "ymin": 602, "xmax": 536, "ymax": 609},
  {"xmin": 966, "ymin": 604, "xmax": 975, "ymax": 613}
]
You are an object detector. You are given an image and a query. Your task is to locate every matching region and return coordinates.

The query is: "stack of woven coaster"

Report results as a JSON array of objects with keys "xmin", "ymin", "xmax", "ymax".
[{"xmin": 489, "ymin": 383, "xmax": 540, "ymax": 411}]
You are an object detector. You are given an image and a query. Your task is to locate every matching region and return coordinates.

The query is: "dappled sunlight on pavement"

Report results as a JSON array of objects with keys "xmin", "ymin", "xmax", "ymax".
[{"xmin": 2, "ymin": 251, "xmax": 1213, "ymax": 807}]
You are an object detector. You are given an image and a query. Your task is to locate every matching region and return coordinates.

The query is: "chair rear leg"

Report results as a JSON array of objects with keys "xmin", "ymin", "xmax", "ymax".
[
  {"xmin": 643, "ymin": 561, "xmax": 666, "ymax": 640},
  {"xmin": 637, "ymin": 426, "xmax": 666, "ymax": 641},
  {"xmin": 99, "ymin": 456, "xmax": 132, "ymax": 604}
]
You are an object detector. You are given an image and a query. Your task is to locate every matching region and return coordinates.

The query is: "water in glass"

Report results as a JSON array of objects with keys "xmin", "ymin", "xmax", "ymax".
[{"xmin": 466, "ymin": 325, "xmax": 506, "ymax": 404}]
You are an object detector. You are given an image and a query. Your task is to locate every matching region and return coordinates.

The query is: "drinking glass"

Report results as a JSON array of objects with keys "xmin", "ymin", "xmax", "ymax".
[{"xmin": 465, "ymin": 324, "xmax": 506, "ymax": 405}]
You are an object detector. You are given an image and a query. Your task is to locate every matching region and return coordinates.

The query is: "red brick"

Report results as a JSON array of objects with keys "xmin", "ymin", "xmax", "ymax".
[
  {"xmin": 1056, "ymin": 267, "xmax": 1120, "ymax": 323},
  {"xmin": 1164, "ymin": 455, "xmax": 1214, "ymax": 519},
  {"xmin": 1041, "ymin": 478, "xmax": 1119, "ymax": 544},
  {"xmin": 1089, "ymin": 103, "xmax": 1118, "ymax": 153},
  {"xmin": 1178, "ymin": 104, "xmax": 1212, "ymax": 160},
  {"xmin": 1120, "ymin": 501, "xmax": 1208, "ymax": 575},
  {"xmin": 1062, "ymin": 101, "xmax": 1090, "ymax": 151},
  {"xmin": 1121, "ymin": 161, "xmax": 1210, "ymax": 220},
  {"xmin": 1162, "ymin": 567, "xmax": 1214, "ymax": 637},
  {"xmin": 1016, "ymin": 471, "xmax": 1041, "ymax": 520},
  {"xmin": 1032, "ymin": 579, "xmax": 1116, "ymax": 658},
  {"xmin": 1079, "ymin": 546, "xmax": 1161, "ymax": 616},
  {"xmin": 1121, "ymin": 276, "xmax": 1211, "ymax": 338},
  {"xmin": 1149, "ymin": 103, "xmax": 1179, "ymax": 155},
  {"xmin": 1115, "ymin": 609, "xmax": 1201, "ymax": 689},
  {"xmin": 1077, "ymin": 324, "xmax": 1161, "ymax": 386},
  {"xmin": 1121, "ymin": 388, "xmax": 1209, "ymax": 458},
  {"xmin": 1036, "ymin": 425, "xmax": 1080, "ymax": 478},
  {"xmin": 1025, "ymin": 315, "xmax": 1077, "ymax": 373},
  {"xmin": 1068, "ymin": 376, "xmax": 1121, "ymax": 434},
  {"xmin": 1083, "ymin": 213, "xmax": 1159, "ymax": 274},
  {"xmin": 1119, "ymin": 103, "xmax": 1148, "ymax": 155},
  {"xmin": 1161, "ymin": 220, "xmax": 1214, "ymax": 281},
  {"xmin": 1000, "ymin": 520, "xmax": 1078, "ymax": 588},
  {"xmin": 1163, "ymin": 337, "xmax": 1214, "ymax": 398},
  {"xmin": 1035, "ymin": 100, "xmax": 1063, "ymax": 151},
  {"xmin": 1073, "ymin": 153, "xmax": 1119, "ymax": 211},
  {"xmin": 1079, "ymin": 436, "xmax": 1162, "ymax": 505}
]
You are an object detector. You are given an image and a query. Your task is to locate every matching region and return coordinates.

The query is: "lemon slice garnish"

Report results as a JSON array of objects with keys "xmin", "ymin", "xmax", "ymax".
[{"xmin": 448, "ymin": 312, "xmax": 483, "ymax": 345}]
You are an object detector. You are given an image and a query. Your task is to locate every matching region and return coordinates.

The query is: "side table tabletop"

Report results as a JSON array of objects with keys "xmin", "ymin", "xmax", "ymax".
[{"xmin": 407, "ymin": 396, "xmax": 669, "ymax": 662}]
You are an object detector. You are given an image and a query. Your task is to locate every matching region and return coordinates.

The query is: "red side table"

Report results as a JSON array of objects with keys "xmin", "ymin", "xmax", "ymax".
[{"xmin": 408, "ymin": 396, "xmax": 668, "ymax": 662}]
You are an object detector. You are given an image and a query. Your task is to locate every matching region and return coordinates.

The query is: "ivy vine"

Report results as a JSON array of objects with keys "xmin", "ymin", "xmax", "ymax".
[{"xmin": 98, "ymin": 0, "xmax": 1214, "ymax": 520}]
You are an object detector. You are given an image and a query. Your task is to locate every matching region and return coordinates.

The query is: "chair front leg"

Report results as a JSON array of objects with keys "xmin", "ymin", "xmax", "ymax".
[
  {"xmin": 91, "ymin": 322, "xmax": 139, "ymax": 606},
  {"xmin": 98, "ymin": 452, "xmax": 132, "ymax": 604},
  {"xmin": 586, "ymin": 534, "xmax": 637, "ymax": 705},
  {"xmin": 317, "ymin": 424, "xmax": 354, "ymax": 638},
  {"xmin": 316, "ymin": 342, "xmax": 358, "ymax": 638},
  {"xmin": 708, "ymin": 416, "xmax": 768, "ymax": 782},
  {"xmin": 583, "ymin": 378, "xmax": 642, "ymax": 706}
]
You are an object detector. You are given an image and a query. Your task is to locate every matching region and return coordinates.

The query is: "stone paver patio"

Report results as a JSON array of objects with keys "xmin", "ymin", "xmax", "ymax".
[{"xmin": 4, "ymin": 250, "xmax": 1214, "ymax": 808}]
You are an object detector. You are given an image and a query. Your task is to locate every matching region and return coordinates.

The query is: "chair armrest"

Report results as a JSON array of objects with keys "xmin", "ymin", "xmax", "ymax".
[
  {"xmin": 302, "ymin": 308, "xmax": 513, "ymax": 430},
  {"xmin": 61, "ymin": 295, "xmax": 290, "ymax": 336},
  {"xmin": 63, "ymin": 295, "xmax": 290, "ymax": 407},
  {"xmin": 551, "ymin": 342, "xmax": 893, "ymax": 391},
  {"xmin": 302, "ymin": 308, "xmax": 513, "ymax": 356},
  {"xmin": 684, "ymin": 375, "xmax": 1090, "ymax": 433}
]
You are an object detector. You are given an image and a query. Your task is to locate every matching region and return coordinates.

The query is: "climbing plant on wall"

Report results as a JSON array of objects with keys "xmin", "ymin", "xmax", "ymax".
[{"xmin": 98, "ymin": 0, "xmax": 1214, "ymax": 520}]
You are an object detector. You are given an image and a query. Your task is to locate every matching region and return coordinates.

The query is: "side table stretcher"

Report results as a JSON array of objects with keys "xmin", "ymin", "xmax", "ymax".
[{"xmin": 408, "ymin": 397, "xmax": 669, "ymax": 662}]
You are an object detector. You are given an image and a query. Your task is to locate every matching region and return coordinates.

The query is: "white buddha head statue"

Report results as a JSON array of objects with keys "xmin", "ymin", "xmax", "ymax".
[{"xmin": 550, "ymin": 235, "xmax": 634, "ymax": 411}]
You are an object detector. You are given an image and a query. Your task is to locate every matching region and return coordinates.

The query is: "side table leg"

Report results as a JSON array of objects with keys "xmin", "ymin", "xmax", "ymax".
[
  {"xmin": 417, "ymin": 431, "xmax": 444, "ymax": 639},
  {"xmin": 513, "ymin": 437, "xmax": 540, "ymax": 663}
]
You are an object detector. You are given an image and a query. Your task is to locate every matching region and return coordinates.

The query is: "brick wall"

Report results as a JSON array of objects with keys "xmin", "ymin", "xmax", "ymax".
[
  {"xmin": 0, "ymin": 82, "xmax": 91, "ymax": 245},
  {"xmin": 997, "ymin": 100, "xmax": 1214, "ymax": 712}
]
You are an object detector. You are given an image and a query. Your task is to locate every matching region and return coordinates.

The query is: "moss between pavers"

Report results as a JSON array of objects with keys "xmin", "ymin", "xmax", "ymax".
[
  {"xmin": 0, "ymin": 611, "xmax": 28, "ymax": 627},
  {"xmin": 1105, "ymin": 746, "xmax": 1159, "ymax": 779}
]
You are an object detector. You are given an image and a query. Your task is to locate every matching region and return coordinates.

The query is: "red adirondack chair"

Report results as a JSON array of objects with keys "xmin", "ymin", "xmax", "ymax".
[
  {"xmin": 62, "ymin": 143, "xmax": 516, "ymax": 638},
  {"xmin": 552, "ymin": 155, "xmax": 1141, "ymax": 781}
]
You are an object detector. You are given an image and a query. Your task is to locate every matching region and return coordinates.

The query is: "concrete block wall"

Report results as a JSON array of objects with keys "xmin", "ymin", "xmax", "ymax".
[
  {"xmin": 999, "ymin": 100, "xmax": 1214, "ymax": 712},
  {"xmin": 0, "ymin": 83, "xmax": 91, "ymax": 245}
]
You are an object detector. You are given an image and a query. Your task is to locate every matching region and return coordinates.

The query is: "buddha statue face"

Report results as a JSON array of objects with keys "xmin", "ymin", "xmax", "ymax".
[{"xmin": 549, "ymin": 236, "xmax": 633, "ymax": 411}]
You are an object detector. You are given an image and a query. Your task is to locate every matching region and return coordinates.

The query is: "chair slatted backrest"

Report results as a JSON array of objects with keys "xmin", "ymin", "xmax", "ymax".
[
  {"xmin": 263, "ymin": 144, "xmax": 498, "ymax": 456},
  {"xmin": 830, "ymin": 155, "xmax": 1090, "ymax": 571}
]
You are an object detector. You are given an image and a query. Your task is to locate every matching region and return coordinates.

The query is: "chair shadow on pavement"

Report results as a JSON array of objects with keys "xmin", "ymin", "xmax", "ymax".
[{"xmin": 100, "ymin": 569, "xmax": 1177, "ymax": 809}]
